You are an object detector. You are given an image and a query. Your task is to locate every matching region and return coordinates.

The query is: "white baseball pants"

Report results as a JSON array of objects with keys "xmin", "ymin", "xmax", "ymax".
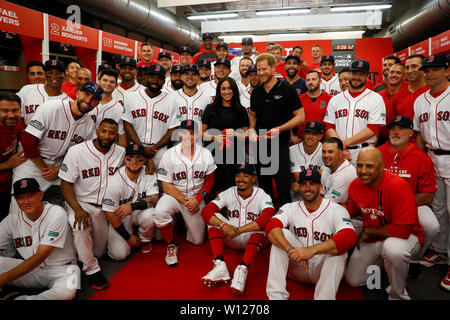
[{"xmin": 411, "ymin": 205, "xmax": 440, "ymax": 262}]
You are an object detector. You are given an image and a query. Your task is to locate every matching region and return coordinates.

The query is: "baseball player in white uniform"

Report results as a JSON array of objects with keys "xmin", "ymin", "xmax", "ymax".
[
  {"xmin": 122, "ymin": 64, "xmax": 180, "ymax": 170},
  {"xmin": 17, "ymin": 60, "xmax": 71, "ymax": 125},
  {"xmin": 112, "ymin": 57, "xmax": 144, "ymax": 106},
  {"xmin": 199, "ymin": 58, "xmax": 232, "ymax": 103},
  {"xmin": 200, "ymin": 163, "xmax": 275, "ymax": 295},
  {"xmin": 290, "ymin": 121, "xmax": 324, "ymax": 202},
  {"xmin": 413, "ymin": 54, "xmax": 450, "ymax": 291},
  {"xmin": 319, "ymin": 55, "xmax": 342, "ymax": 97},
  {"xmin": 59, "ymin": 118, "xmax": 125, "ymax": 290},
  {"xmin": 162, "ymin": 65, "xmax": 184, "ymax": 95},
  {"xmin": 239, "ymin": 64, "xmax": 259, "ymax": 112},
  {"xmin": 102, "ymin": 144, "xmax": 159, "ymax": 260},
  {"xmin": 324, "ymin": 59, "xmax": 386, "ymax": 166},
  {"xmin": 265, "ymin": 169, "xmax": 356, "ymax": 300},
  {"xmin": 230, "ymin": 37, "xmax": 258, "ymax": 83},
  {"xmin": 0, "ymin": 178, "xmax": 79, "ymax": 300},
  {"xmin": 154, "ymin": 120, "xmax": 216, "ymax": 266}
]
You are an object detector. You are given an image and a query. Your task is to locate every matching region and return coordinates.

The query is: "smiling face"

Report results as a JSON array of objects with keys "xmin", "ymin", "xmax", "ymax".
[
  {"xmin": 119, "ymin": 65, "xmax": 137, "ymax": 82},
  {"xmin": 339, "ymin": 71, "xmax": 350, "ymax": 91},
  {"xmin": 321, "ymin": 142, "xmax": 343, "ymax": 171},
  {"xmin": 349, "ymin": 70, "xmax": 368, "ymax": 90},
  {"xmin": 389, "ymin": 124, "xmax": 413, "ymax": 147},
  {"xmin": 387, "ymin": 64, "xmax": 405, "ymax": 87},
  {"xmin": 214, "ymin": 64, "xmax": 230, "ymax": 81},
  {"xmin": 125, "ymin": 154, "xmax": 146, "ymax": 174},
  {"xmin": 219, "ymin": 80, "xmax": 234, "ymax": 103},
  {"xmin": 182, "ymin": 70, "xmax": 200, "ymax": 89},
  {"xmin": 141, "ymin": 44, "xmax": 154, "ymax": 62},
  {"xmin": 235, "ymin": 172, "xmax": 255, "ymax": 192},
  {"xmin": 76, "ymin": 90, "xmax": 99, "ymax": 114},
  {"xmin": 405, "ymin": 57, "xmax": 424, "ymax": 83},
  {"xmin": 257, "ymin": 59, "xmax": 276, "ymax": 84},
  {"xmin": 0, "ymin": 99, "xmax": 21, "ymax": 128},
  {"xmin": 28, "ymin": 65, "xmax": 45, "ymax": 84},
  {"xmin": 356, "ymin": 149, "xmax": 384, "ymax": 187},
  {"xmin": 320, "ymin": 61, "xmax": 334, "ymax": 77},
  {"xmin": 298, "ymin": 180, "xmax": 322, "ymax": 203},
  {"xmin": 98, "ymin": 74, "xmax": 118, "ymax": 94},
  {"xmin": 15, "ymin": 191, "xmax": 44, "ymax": 218},
  {"xmin": 96, "ymin": 121, "xmax": 118, "ymax": 150},
  {"xmin": 66, "ymin": 62, "xmax": 81, "ymax": 81},
  {"xmin": 423, "ymin": 66, "xmax": 448, "ymax": 90},
  {"xmin": 285, "ymin": 58, "xmax": 300, "ymax": 78},
  {"xmin": 45, "ymin": 68, "xmax": 65, "ymax": 91}
]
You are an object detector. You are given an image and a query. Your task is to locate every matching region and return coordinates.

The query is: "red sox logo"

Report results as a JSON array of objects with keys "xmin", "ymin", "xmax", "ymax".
[
  {"xmin": 428, "ymin": 55, "xmax": 434, "ymax": 63},
  {"xmin": 133, "ymin": 144, "xmax": 139, "ymax": 151},
  {"xmin": 155, "ymin": 65, "xmax": 160, "ymax": 72},
  {"xmin": 395, "ymin": 115, "xmax": 402, "ymax": 122},
  {"xmin": 20, "ymin": 179, "xmax": 28, "ymax": 188},
  {"xmin": 240, "ymin": 163, "xmax": 245, "ymax": 169},
  {"xmin": 51, "ymin": 60, "xmax": 57, "ymax": 66},
  {"xmin": 305, "ymin": 169, "xmax": 312, "ymax": 176},
  {"xmin": 357, "ymin": 60, "xmax": 363, "ymax": 68},
  {"xmin": 309, "ymin": 122, "xmax": 315, "ymax": 128}
]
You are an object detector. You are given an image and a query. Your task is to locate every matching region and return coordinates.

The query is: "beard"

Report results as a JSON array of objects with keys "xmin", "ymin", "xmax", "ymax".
[
  {"xmin": 97, "ymin": 138, "xmax": 114, "ymax": 150},
  {"xmin": 147, "ymin": 82, "xmax": 163, "ymax": 93},
  {"xmin": 350, "ymin": 79, "xmax": 366, "ymax": 89},
  {"xmin": 286, "ymin": 68, "xmax": 299, "ymax": 78},
  {"xmin": 200, "ymin": 75, "xmax": 210, "ymax": 81},
  {"xmin": 172, "ymin": 80, "xmax": 183, "ymax": 90}
]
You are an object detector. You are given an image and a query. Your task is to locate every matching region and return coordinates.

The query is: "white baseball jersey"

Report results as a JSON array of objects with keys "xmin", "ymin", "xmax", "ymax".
[
  {"xmin": 237, "ymin": 80, "xmax": 250, "ymax": 96},
  {"xmin": 157, "ymin": 143, "xmax": 216, "ymax": 198},
  {"xmin": 321, "ymin": 159, "xmax": 357, "ymax": 204},
  {"xmin": 162, "ymin": 83, "xmax": 176, "ymax": 95},
  {"xmin": 17, "ymin": 84, "xmax": 72, "ymax": 125},
  {"xmin": 170, "ymin": 88, "xmax": 212, "ymax": 124},
  {"xmin": 320, "ymin": 75, "xmax": 341, "ymax": 97},
  {"xmin": 162, "ymin": 77, "xmax": 172, "ymax": 94},
  {"xmin": 289, "ymin": 142, "xmax": 323, "ymax": 173},
  {"xmin": 58, "ymin": 140, "xmax": 125, "ymax": 205},
  {"xmin": 323, "ymin": 88, "xmax": 386, "ymax": 146},
  {"xmin": 211, "ymin": 186, "xmax": 273, "ymax": 227},
  {"xmin": 198, "ymin": 80, "xmax": 217, "ymax": 104},
  {"xmin": 25, "ymin": 100, "xmax": 95, "ymax": 166},
  {"xmin": 274, "ymin": 198, "xmax": 354, "ymax": 247},
  {"xmin": 239, "ymin": 87, "xmax": 251, "ymax": 113},
  {"xmin": 122, "ymin": 90, "xmax": 180, "ymax": 146},
  {"xmin": 112, "ymin": 82, "xmax": 144, "ymax": 106},
  {"xmin": 0, "ymin": 203, "xmax": 76, "ymax": 266},
  {"xmin": 230, "ymin": 54, "xmax": 257, "ymax": 82},
  {"xmin": 88, "ymin": 99, "xmax": 124, "ymax": 135}
]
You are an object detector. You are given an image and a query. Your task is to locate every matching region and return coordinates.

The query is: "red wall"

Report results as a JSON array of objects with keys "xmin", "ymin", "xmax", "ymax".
[{"xmin": 74, "ymin": 47, "xmax": 97, "ymax": 79}]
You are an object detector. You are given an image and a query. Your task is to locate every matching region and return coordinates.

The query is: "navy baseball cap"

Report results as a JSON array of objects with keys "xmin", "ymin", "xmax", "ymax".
[
  {"xmin": 321, "ymin": 55, "xmax": 335, "ymax": 64},
  {"xmin": 216, "ymin": 41, "xmax": 228, "ymax": 50},
  {"xmin": 197, "ymin": 59, "xmax": 211, "ymax": 69},
  {"xmin": 178, "ymin": 46, "xmax": 192, "ymax": 55},
  {"xmin": 304, "ymin": 120, "xmax": 323, "ymax": 134},
  {"xmin": 215, "ymin": 58, "xmax": 231, "ymax": 69},
  {"xmin": 350, "ymin": 59, "xmax": 370, "ymax": 73},
  {"xmin": 202, "ymin": 33, "xmax": 214, "ymax": 40},
  {"xmin": 170, "ymin": 64, "xmax": 184, "ymax": 74},
  {"xmin": 182, "ymin": 63, "xmax": 199, "ymax": 75},
  {"xmin": 158, "ymin": 51, "xmax": 172, "ymax": 61},
  {"xmin": 138, "ymin": 64, "xmax": 150, "ymax": 72},
  {"xmin": 419, "ymin": 54, "xmax": 448, "ymax": 70},
  {"xmin": 125, "ymin": 144, "xmax": 146, "ymax": 157},
  {"xmin": 13, "ymin": 178, "xmax": 41, "ymax": 197},
  {"xmin": 119, "ymin": 56, "xmax": 137, "ymax": 68},
  {"xmin": 98, "ymin": 63, "xmax": 112, "ymax": 73},
  {"xmin": 298, "ymin": 169, "xmax": 321, "ymax": 184},
  {"xmin": 387, "ymin": 115, "xmax": 413, "ymax": 130},
  {"xmin": 241, "ymin": 37, "xmax": 253, "ymax": 45},
  {"xmin": 285, "ymin": 54, "xmax": 301, "ymax": 64},
  {"xmin": 246, "ymin": 64, "xmax": 257, "ymax": 76},
  {"xmin": 81, "ymin": 81, "xmax": 103, "ymax": 100},
  {"xmin": 180, "ymin": 119, "xmax": 198, "ymax": 131},
  {"xmin": 147, "ymin": 64, "xmax": 166, "ymax": 78},
  {"xmin": 44, "ymin": 59, "xmax": 65, "ymax": 73},
  {"xmin": 236, "ymin": 163, "xmax": 256, "ymax": 175}
]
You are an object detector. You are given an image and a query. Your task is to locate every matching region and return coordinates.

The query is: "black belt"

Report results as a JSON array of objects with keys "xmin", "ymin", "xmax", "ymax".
[
  {"xmin": 88, "ymin": 203, "xmax": 102, "ymax": 208},
  {"xmin": 347, "ymin": 143, "xmax": 369, "ymax": 150},
  {"xmin": 431, "ymin": 149, "xmax": 450, "ymax": 155}
]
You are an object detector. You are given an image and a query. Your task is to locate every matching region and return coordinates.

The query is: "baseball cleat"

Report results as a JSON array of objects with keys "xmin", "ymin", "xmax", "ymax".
[
  {"xmin": 202, "ymin": 259, "xmax": 230, "ymax": 286},
  {"xmin": 440, "ymin": 268, "xmax": 450, "ymax": 291},
  {"xmin": 140, "ymin": 241, "xmax": 153, "ymax": 254},
  {"xmin": 419, "ymin": 251, "xmax": 447, "ymax": 267},
  {"xmin": 230, "ymin": 264, "xmax": 248, "ymax": 296},
  {"xmin": 165, "ymin": 244, "xmax": 178, "ymax": 267},
  {"xmin": 87, "ymin": 271, "xmax": 109, "ymax": 290}
]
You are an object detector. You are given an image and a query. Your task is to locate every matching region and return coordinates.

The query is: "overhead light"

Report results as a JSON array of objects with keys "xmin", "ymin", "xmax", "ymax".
[
  {"xmin": 330, "ymin": 4, "xmax": 392, "ymax": 12},
  {"xmin": 218, "ymin": 35, "xmax": 255, "ymax": 39},
  {"xmin": 320, "ymin": 31, "xmax": 365, "ymax": 35},
  {"xmin": 187, "ymin": 12, "xmax": 238, "ymax": 20},
  {"xmin": 255, "ymin": 8, "xmax": 311, "ymax": 16},
  {"xmin": 269, "ymin": 33, "xmax": 308, "ymax": 37}
]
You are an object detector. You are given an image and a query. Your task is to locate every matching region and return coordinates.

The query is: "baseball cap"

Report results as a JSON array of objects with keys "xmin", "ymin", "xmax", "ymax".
[
  {"xmin": 419, "ymin": 54, "xmax": 448, "ymax": 70},
  {"xmin": 119, "ymin": 56, "xmax": 137, "ymax": 68},
  {"xmin": 303, "ymin": 120, "xmax": 323, "ymax": 134},
  {"xmin": 285, "ymin": 54, "xmax": 301, "ymax": 64},
  {"xmin": 321, "ymin": 54, "xmax": 335, "ymax": 64},
  {"xmin": 98, "ymin": 63, "xmax": 112, "ymax": 73},
  {"xmin": 298, "ymin": 169, "xmax": 321, "ymax": 184},
  {"xmin": 80, "ymin": 81, "xmax": 103, "ymax": 100},
  {"xmin": 387, "ymin": 115, "xmax": 413, "ymax": 130},
  {"xmin": 236, "ymin": 163, "xmax": 256, "ymax": 175},
  {"xmin": 197, "ymin": 59, "xmax": 211, "ymax": 69},
  {"xmin": 116, "ymin": 54, "xmax": 127, "ymax": 64},
  {"xmin": 147, "ymin": 64, "xmax": 166, "ymax": 78},
  {"xmin": 178, "ymin": 46, "xmax": 192, "ymax": 55},
  {"xmin": 349, "ymin": 59, "xmax": 370, "ymax": 73},
  {"xmin": 138, "ymin": 64, "xmax": 151, "ymax": 73},
  {"xmin": 158, "ymin": 51, "xmax": 172, "ymax": 61},
  {"xmin": 216, "ymin": 41, "xmax": 228, "ymax": 50},
  {"xmin": 170, "ymin": 64, "xmax": 184, "ymax": 74},
  {"xmin": 180, "ymin": 119, "xmax": 198, "ymax": 131},
  {"xmin": 125, "ymin": 143, "xmax": 146, "ymax": 157},
  {"xmin": 246, "ymin": 64, "xmax": 257, "ymax": 76},
  {"xmin": 13, "ymin": 178, "xmax": 41, "ymax": 197},
  {"xmin": 182, "ymin": 63, "xmax": 200, "ymax": 75},
  {"xmin": 202, "ymin": 32, "xmax": 214, "ymax": 40},
  {"xmin": 43, "ymin": 59, "xmax": 65, "ymax": 73},
  {"xmin": 214, "ymin": 58, "xmax": 231, "ymax": 69},
  {"xmin": 241, "ymin": 37, "xmax": 253, "ymax": 45}
]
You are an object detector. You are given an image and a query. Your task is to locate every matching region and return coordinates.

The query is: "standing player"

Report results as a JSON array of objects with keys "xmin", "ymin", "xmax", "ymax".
[
  {"xmin": 61, "ymin": 59, "xmax": 81, "ymax": 98},
  {"xmin": 291, "ymin": 45, "xmax": 308, "ymax": 79},
  {"xmin": 191, "ymin": 33, "xmax": 217, "ymax": 65},
  {"xmin": 271, "ymin": 45, "xmax": 286, "ymax": 79},
  {"xmin": 197, "ymin": 59, "xmax": 212, "ymax": 86},
  {"xmin": 282, "ymin": 55, "xmax": 307, "ymax": 97},
  {"xmin": 265, "ymin": 169, "xmax": 356, "ymax": 300},
  {"xmin": 162, "ymin": 64, "xmax": 184, "ymax": 95},
  {"xmin": 102, "ymin": 144, "xmax": 160, "ymax": 260},
  {"xmin": 373, "ymin": 55, "xmax": 402, "ymax": 92},
  {"xmin": 178, "ymin": 46, "xmax": 193, "ymax": 66},
  {"xmin": 230, "ymin": 37, "xmax": 258, "ymax": 82},
  {"xmin": 0, "ymin": 178, "xmax": 78, "ymax": 300},
  {"xmin": 199, "ymin": 58, "xmax": 232, "ymax": 103},
  {"xmin": 307, "ymin": 45, "xmax": 322, "ymax": 72},
  {"xmin": 112, "ymin": 57, "xmax": 143, "ymax": 106},
  {"xmin": 345, "ymin": 148, "xmax": 424, "ymax": 300},
  {"xmin": 137, "ymin": 42, "xmax": 158, "ymax": 68},
  {"xmin": 239, "ymin": 64, "xmax": 259, "ymax": 112},
  {"xmin": 200, "ymin": 163, "xmax": 275, "ymax": 295},
  {"xmin": 158, "ymin": 51, "xmax": 173, "ymax": 83},
  {"xmin": 59, "ymin": 118, "xmax": 125, "ymax": 290},
  {"xmin": 324, "ymin": 59, "xmax": 386, "ymax": 165},
  {"xmin": 234, "ymin": 57, "xmax": 253, "ymax": 95},
  {"xmin": 26, "ymin": 61, "xmax": 45, "ymax": 84},
  {"xmin": 338, "ymin": 67, "xmax": 350, "ymax": 92},
  {"xmin": 154, "ymin": 120, "xmax": 216, "ymax": 266},
  {"xmin": 413, "ymin": 54, "xmax": 450, "ymax": 291},
  {"xmin": 319, "ymin": 55, "xmax": 341, "ymax": 96},
  {"xmin": 17, "ymin": 60, "xmax": 71, "ymax": 125}
]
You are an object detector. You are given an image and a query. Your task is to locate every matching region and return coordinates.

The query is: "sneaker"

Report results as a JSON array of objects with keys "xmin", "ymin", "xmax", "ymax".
[
  {"xmin": 408, "ymin": 263, "xmax": 422, "ymax": 280},
  {"xmin": 230, "ymin": 264, "xmax": 248, "ymax": 296},
  {"xmin": 0, "ymin": 286, "xmax": 21, "ymax": 300},
  {"xmin": 440, "ymin": 267, "xmax": 450, "ymax": 291},
  {"xmin": 419, "ymin": 251, "xmax": 447, "ymax": 267},
  {"xmin": 165, "ymin": 244, "xmax": 178, "ymax": 267},
  {"xmin": 202, "ymin": 259, "xmax": 230, "ymax": 286},
  {"xmin": 140, "ymin": 241, "xmax": 153, "ymax": 254},
  {"xmin": 87, "ymin": 271, "xmax": 109, "ymax": 290}
]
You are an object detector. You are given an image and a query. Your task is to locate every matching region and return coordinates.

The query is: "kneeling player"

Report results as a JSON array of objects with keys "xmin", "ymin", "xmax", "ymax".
[
  {"xmin": 102, "ymin": 144, "xmax": 160, "ymax": 260},
  {"xmin": 200, "ymin": 163, "xmax": 275, "ymax": 295},
  {"xmin": 265, "ymin": 169, "xmax": 356, "ymax": 300}
]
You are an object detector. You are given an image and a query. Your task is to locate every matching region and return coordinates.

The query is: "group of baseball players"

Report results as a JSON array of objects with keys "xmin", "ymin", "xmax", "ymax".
[{"xmin": 0, "ymin": 32, "xmax": 449, "ymax": 301}]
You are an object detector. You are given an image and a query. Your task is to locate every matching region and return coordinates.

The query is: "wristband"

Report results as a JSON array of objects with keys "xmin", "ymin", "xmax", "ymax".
[
  {"xmin": 219, "ymin": 222, "xmax": 226, "ymax": 230},
  {"xmin": 286, "ymin": 246, "xmax": 295, "ymax": 254},
  {"xmin": 115, "ymin": 224, "xmax": 131, "ymax": 241},
  {"xmin": 130, "ymin": 200, "xmax": 148, "ymax": 211}
]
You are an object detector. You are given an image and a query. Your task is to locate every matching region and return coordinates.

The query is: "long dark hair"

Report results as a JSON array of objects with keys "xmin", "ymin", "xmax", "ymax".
[{"xmin": 210, "ymin": 77, "xmax": 244, "ymax": 114}]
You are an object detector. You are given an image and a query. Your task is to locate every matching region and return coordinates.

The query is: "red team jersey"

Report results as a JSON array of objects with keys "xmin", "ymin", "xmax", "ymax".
[
  {"xmin": 378, "ymin": 88, "xmax": 398, "ymax": 142},
  {"xmin": 61, "ymin": 81, "xmax": 77, "ymax": 100},
  {"xmin": 137, "ymin": 60, "xmax": 159, "ymax": 68},
  {"xmin": 346, "ymin": 171, "xmax": 424, "ymax": 246},
  {"xmin": 275, "ymin": 60, "xmax": 287, "ymax": 79},
  {"xmin": 297, "ymin": 90, "xmax": 332, "ymax": 139},
  {"xmin": 0, "ymin": 119, "xmax": 25, "ymax": 193},
  {"xmin": 307, "ymin": 62, "xmax": 321, "ymax": 73},
  {"xmin": 393, "ymin": 85, "xmax": 429, "ymax": 120}
]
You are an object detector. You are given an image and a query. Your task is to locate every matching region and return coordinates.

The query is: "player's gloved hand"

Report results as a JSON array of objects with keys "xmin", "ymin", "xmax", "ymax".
[
  {"xmin": 114, "ymin": 203, "xmax": 133, "ymax": 219},
  {"xmin": 146, "ymin": 159, "xmax": 156, "ymax": 175},
  {"xmin": 185, "ymin": 198, "xmax": 199, "ymax": 214},
  {"xmin": 73, "ymin": 209, "xmax": 92, "ymax": 230},
  {"xmin": 42, "ymin": 165, "xmax": 61, "ymax": 181},
  {"xmin": 6, "ymin": 150, "xmax": 26, "ymax": 169},
  {"xmin": 127, "ymin": 234, "xmax": 141, "ymax": 247}
]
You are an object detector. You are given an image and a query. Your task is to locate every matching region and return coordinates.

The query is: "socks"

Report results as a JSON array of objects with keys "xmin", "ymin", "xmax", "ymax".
[
  {"xmin": 208, "ymin": 227, "xmax": 224, "ymax": 260},
  {"xmin": 241, "ymin": 233, "xmax": 265, "ymax": 267}
]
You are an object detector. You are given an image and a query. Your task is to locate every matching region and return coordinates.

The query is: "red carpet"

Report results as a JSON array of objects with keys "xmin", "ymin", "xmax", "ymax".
[{"xmin": 89, "ymin": 236, "xmax": 363, "ymax": 300}]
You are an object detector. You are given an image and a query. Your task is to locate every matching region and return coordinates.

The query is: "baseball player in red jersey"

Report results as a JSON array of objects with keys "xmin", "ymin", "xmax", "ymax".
[
  {"xmin": 154, "ymin": 120, "xmax": 216, "ymax": 266},
  {"xmin": 296, "ymin": 70, "xmax": 332, "ymax": 141},
  {"xmin": 0, "ymin": 178, "xmax": 79, "ymax": 300},
  {"xmin": 319, "ymin": 55, "xmax": 341, "ymax": 96},
  {"xmin": 61, "ymin": 60, "xmax": 81, "ymax": 98},
  {"xmin": 291, "ymin": 45, "xmax": 309, "ymax": 79},
  {"xmin": 306, "ymin": 45, "xmax": 322, "ymax": 73},
  {"xmin": 345, "ymin": 148, "xmax": 425, "ymax": 300},
  {"xmin": 413, "ymin": 54, "xmax": 450, "ymax": 291},
  {"xmin": 137, "ymin": 42, "xmax": 158, "ymax": 68},
  {"xmin": 373, "ymin": 55, "xmax": 402, "ymax": 92},
  {"xmin": 378, "ymin": 115, "xmax": 439, "ymax": 279},
  {"xmin": 200, "ymin": 163, "xmax": 275, "ymax": 295},
  {"xmin": 271, "ymin": 45, "xmax": 287, "ymax": 79},
  {"xmin": 191, "ymin": 33, "xmax": 217, "ymax": 65},
  {"xmin": 265, "ymin": 169, "xmax": 356, "ymax": 300},
  {"xmin": 112, "ymin": 57, "xmax": 144, "ymax": 106}
]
